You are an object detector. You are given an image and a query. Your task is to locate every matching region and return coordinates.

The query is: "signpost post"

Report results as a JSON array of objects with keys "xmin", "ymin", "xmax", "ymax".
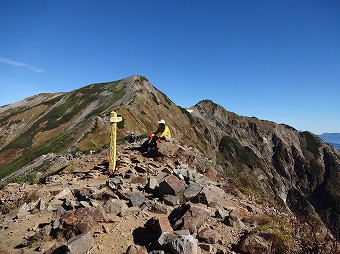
[{"xmin": 109, "ymin": 111, "xmax": 122, "ymax": 172}]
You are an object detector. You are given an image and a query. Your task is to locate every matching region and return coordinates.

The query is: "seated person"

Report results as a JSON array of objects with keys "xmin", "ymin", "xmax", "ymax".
[{"xmin": 142, "ymin": 119, "xmax": 171, "ymax": 150}]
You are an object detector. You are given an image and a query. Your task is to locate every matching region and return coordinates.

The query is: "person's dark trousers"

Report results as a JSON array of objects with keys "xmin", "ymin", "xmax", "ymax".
[{"xmin": 149, "ymin": 136, "xmax": 159, "ymax": 146}]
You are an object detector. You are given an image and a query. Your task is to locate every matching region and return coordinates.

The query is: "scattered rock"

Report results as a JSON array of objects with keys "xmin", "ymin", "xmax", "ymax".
[
  {"xmin": 162, "ymin": 195, "xmax": 180, "ymax": 206},
  {"xmin": 104, "ymin": 199, "xmax": 128, "ymax": 214},
  {"xmin": 169, "ymin": 203, "xmax": 210, "ymax": 233},
  {"xmin": 159, "ymin": 175, "xmax": 186, "ymax": 196},
  {"xmin": 235, "ymin": 232, "xmax": 272, "ymax": 254},
  {"xmin": 130, "ymin": 192, "xmax": 146, "ymax": 207},
  {"xmin": 66, "ymin": 232, "xmax": 94, "ymax": 254},
  {"xmin": 197, "ymin": 227, "xmax": 222, "ymax": 244},
  {"xmin": 193, "ymin": 185, "xmax": 224, "ymax": 207},
  {"xmin": 157, "ymin": 141, "xmax": 180, "ymax": 157},
  {"xmin": 168, "ymin": 234, "xmax": 198, "ymax": 254},
  {"xmin": 0, "ymin": 143, "xmax": 287, "ymax": 254}
]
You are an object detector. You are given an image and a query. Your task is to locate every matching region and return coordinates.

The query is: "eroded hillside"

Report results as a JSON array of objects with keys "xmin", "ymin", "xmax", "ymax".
[
  {"xmin": 1, "ymin": 75, "xmax": 339, "ymax": 248},
  {"xmin": 1, "ymin": 141, "xmax": 338, "ymax": 254}
]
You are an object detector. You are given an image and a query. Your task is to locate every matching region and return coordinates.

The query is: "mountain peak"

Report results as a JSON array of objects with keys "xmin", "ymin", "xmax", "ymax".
[{"xmin": 0, "ymin": 75, "xmax": 340, "ymax": 247}]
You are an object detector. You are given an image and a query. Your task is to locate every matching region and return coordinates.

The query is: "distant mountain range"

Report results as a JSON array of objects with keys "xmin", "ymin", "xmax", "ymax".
[{"xmin": 318, "ymin": 133, "xmax": 340, "ymax": 150}]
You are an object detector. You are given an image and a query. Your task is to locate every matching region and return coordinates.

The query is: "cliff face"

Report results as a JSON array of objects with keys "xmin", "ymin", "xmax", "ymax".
[
  {"xmin": 191, "ymin": 100, "xmax": 340, "ymax": 236},
  {"xmin": 1, "ymin": 75, "xmax": 339, "ymax": 237}
]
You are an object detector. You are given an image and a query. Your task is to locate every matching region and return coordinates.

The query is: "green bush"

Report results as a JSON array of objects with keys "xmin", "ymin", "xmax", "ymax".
[{"xmin": 11, "ymin": 173, "xmax": 36, "ymax": 185}]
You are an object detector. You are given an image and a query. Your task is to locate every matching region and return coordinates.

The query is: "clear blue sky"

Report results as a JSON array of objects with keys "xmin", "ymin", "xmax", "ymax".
[{"xmin": 1, "ymin": 0, "xmax": 339, "ymax": 134}]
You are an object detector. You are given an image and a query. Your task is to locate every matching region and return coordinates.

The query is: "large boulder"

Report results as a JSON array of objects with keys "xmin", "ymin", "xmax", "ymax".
[
  {"xmin": 66, "ymin": 232, "xmax": 94, "ymax": 254},
  {"xmin": 168, "ymin": 234, "xmax": 198, "ymax": 254},
  {"xmin": 157, "ymin": 141, "xmax": 180, "ymax": 157},
  {"xmin": 169, "ymin": 203, "xmax": 210, "ymax": 233},
  {"xmin": 159, "ymin": 175, "xmax": 186, "ymax": 196},
  {"xmin": 193, "ymin": 185, "xmax": 224, "ymax": 207},
  {"xmin": 235, "ymin": 232, "xmax": 272, "ymax": 254}
]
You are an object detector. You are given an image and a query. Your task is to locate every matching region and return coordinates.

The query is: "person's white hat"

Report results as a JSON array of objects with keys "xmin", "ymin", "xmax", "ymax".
[{"xmin": 158, "ymin": 119, "xmax": 165, "ymax": 124}]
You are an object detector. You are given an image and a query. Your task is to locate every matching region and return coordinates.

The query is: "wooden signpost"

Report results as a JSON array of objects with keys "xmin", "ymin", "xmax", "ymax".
[{"xmin": 109, "ymin": 111, "xmax": 122, "ymax": 172}]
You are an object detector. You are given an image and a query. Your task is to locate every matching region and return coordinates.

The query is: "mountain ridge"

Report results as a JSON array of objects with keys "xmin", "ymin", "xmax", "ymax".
[{"xmin": 1, "ymin": 74, "xmax": 340, "ymax": 243}]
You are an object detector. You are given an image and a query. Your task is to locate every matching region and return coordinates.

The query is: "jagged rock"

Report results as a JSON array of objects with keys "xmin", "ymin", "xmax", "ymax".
[
  {"xmin": 183, "ymin": 182, "xmax": 204, "ymax": 200},
  {"xmin": 224, "ymin": 214, "xmax": 246, "ymax": 229},
  {"xmin": 73, "ymin": 187, "xmax": 90, "ymax": 198},
  {"xmin": 145, "ymin": 199, "xmax": 170, "ymax": 214},
  {"xmin": 235, "ymin": 232, "xmax": 272, "ymax": 254},
  {"xmin": 116, "ymin": 165, "xmax": 133, "ymax": 175},
  {"xmin": 159, "ymin": 175, "xmax": 186, "ymax": 196},
  {"xmin": 107, "ymin": 177, "xmax": 125, "ymax": 191},
  {"xmin": 168, "ymin": 234, "xmax": 198, "ymax": 254},
  {"xmin": 156, "ymin": 171, "xmax": 169, "ymax": 181},
  {"xmin": 116, "ymin": 188, "xmax": 132, "ymax": 200},
  {"xmin": 66, "ymin": 232, "xmax": 94, "ymax": 254},
  {"xmin": 38, "ymin": 200, "xmax": 46, "ymax": 211},
  {"xmin": 112, "ymin": 175, "xmax": 125, "ymax": 184},
  {"xmin": 62, "ymin": 198, "xmax": 74, "ymax": 210},
  {"xmin": 104, "ymin": 199, "xmax": 128, "ymax": 214},
  {"xmin": 147, "ymin": 216, "xmax": 173, "ymax": 235},
  {"xmin": 169, "ymin": 203, "xmax": 210, "ymax": 233},
  {"xmin": 174, "ymin": 168, "xmax": 201, "ymax": 183},
  {"xmin": 54, "ymin": 188, "xmax": 73, "ymax": 200},
  {"xmin": 146, "ymin": 177, "xmax": 159, "ymax": 190},
  {"xmin": 156, "ymin": 230, "xmax": 191, "ymax": 250},
  {"xmin": 49, "ymin": 198, "xmax": 64, "ymax": 208},
  {"xmin": 228, "ymin": 207, "xmax": 248, "ymax": 221},
  {"xmin": 119, "ymin": 207, "xmax": 140, "ymax": 217},
  {"xmin": 52, "ymin": 206, "xmax": 67, "ymax": 229},
  {"xmin": 192, "ymin": 185, "xmax": 224, "ymax": 207},
  {"xmin": 26, "ymin": 224, "xmax": 52, "ymax": 245},
  {"xmin": 197, "ymin": 227, "xmax": 222, "ymax": 244},
  {"xmin": 157, "ymin": 141, "xmax": 180, "ymax": 157},
  {"xmin": 215, "ymin": 208, "xmax": 229, "ymax": 220},
  {"xmin": 75, "ymin": 186, "xmax": 104, "ymax": 200},
  {"xmin": 61, "ymin": 207, "xmax": 106, "ymax": 226},
  {"xmin": 173, "ymin": 168, "xmax": 189, "ymax": 180},
  {"xmin": 155, "ymin": 216, "xmax": 173, "ymax": 233},
  {"xmin": 79, "ymin": 201, "xmax": 92, "ymax": 208},
  {"xmin": 77, "ymin": 221, "xmax": 93, "ymax": 234},
  {"xmin": 162, "ymin": 195, "xmax": 180, "ymax": 206},
  {"xmin": 129, "ymin": 192, "xmax": 146, "ymax": 207},
  {"xmin": 27, "ymin": 200, "xmax": 39, "ymax": 211},
  {"xmin": 8, "ymin": 203, "xmax": 31, "ymax": 219},
  {"xmin": 157, "ymin": 231, "xmax": 178, "ymax": 248},
  {"xmin": 131, "ymin": 176, "xmax": 148, "ymax": 185}
]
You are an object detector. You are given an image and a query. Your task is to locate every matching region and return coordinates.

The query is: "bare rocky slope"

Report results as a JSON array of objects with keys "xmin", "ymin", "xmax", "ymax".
[
  {"xmin": 0, "ymin": 141, "xmax": 337, "ymax": 254},
  {"xmin": 0, "ymin": 74, "xmax": 340, "ymax": 253}
]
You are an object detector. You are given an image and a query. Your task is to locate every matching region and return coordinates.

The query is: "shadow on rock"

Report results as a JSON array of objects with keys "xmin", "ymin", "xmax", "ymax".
[{"xmin": 132, "ymin": 225, "xmax": 157, "ymax": 251}]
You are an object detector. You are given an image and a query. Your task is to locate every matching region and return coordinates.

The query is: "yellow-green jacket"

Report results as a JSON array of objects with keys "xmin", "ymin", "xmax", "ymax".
[{"xmin": 152, "ymin": 125, "xmax": 171, "ymax": 138}]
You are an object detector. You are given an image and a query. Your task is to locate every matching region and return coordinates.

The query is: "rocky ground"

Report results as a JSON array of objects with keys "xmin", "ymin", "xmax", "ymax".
[{"xmin": 0, "ymin": 140, "xmax": 303, "ymax": 254}]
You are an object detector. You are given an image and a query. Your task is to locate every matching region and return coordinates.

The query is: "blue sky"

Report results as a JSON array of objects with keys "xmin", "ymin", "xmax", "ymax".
[{"xmin": 1, "ymin": 0, "xmax": 339, "ymax": 134}]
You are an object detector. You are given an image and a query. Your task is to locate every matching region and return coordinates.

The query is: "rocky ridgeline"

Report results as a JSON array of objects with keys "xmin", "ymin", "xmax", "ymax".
[{"xmin": 0, "ymin": 140, "xmax": 287, "ymax": 254}]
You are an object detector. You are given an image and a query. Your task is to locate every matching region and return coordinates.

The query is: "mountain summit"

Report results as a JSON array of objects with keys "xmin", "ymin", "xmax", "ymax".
[{"xmin": 0, "ymin": 75, "xmax": 339, "ymax": 252}]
